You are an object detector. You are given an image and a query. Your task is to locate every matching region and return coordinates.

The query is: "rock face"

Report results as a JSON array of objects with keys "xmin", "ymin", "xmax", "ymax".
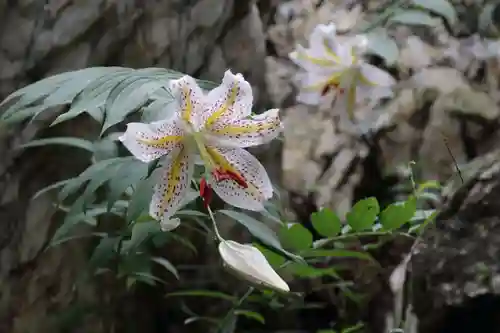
[
  {"xmin": 265, "ymin": 0, "xmax": 500, "ymax": 332},
  {"xmin": 0, "ymin": 1, "xmax": 274, "ymax": 332},
  {"xmin": 413, "ymin": 148, "xmax": 500, "ymax": 333}
]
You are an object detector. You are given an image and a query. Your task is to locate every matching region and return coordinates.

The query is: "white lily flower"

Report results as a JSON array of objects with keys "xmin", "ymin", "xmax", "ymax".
[
  {"xmin": 218, "ymin": 240, "xmax": 289, "ymax": 292},
  {"xmin": 289, "ymin": 23, "xmax": 395, "ymax": 118},
  {"xmin": 119, "ymin": 70, "xmax": 282, "ymax": 229}
]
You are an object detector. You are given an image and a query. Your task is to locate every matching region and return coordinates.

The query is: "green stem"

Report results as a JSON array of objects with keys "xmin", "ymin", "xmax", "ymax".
[
  {"xmin": 216, "ymin": 287, "xmax": 255, "ymax": 333},
  {"xmin": 191, "ymin": 179, "xmax": 224, "ymax": 242},
  {"xmin": 314, "ymin": 231, "xmax": 414, "ymax": 248}
]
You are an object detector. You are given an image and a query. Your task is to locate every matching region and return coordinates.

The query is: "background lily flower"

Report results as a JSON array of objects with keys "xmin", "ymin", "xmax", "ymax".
[
  {"xmin": 289, "ymin": 23, "xmax": 395, "ymax": 117},
  {"xmin": 218, "ymin": 240, "xmax": 290, "ymax": 292},
  {"xmin": 119, "ymin": 70, "xmax": 282, "ymax": 229}
]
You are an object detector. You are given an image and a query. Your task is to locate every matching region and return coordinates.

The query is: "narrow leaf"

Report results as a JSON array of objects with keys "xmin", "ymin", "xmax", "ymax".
[
  {"xmin": 410, "ymin": 0, "xmax": 457, "ymax": 26},
  {"xmin": 18, "ymin": 137, "xmax": 94, "ymax": 152},
  {"xmin": 151, "ymin": 257, "xmax": 179, "ymax": 279},
  {"xmin": 166, "ymin": 290, "xmax": 237, "ymax": 302},
  {"xmin": 389, "ymin": 10, "xmax": 439, "ymax": 27}
]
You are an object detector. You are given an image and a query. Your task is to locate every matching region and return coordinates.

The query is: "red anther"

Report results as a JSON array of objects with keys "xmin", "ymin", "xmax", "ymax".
[
  {"xmin": 321, "ymin": 84, "xmax": 331, "ymax": 96},
  {"xmin": 321, "ymin": 82, "xmax": 344, "ymax": 96},
  {"xmin": 212, "ymin": 168, "xmax": 248, "ymax": 188},
  {"xmin": 199, "ymin": 177, "xmax": 212, "ymax": 208},
  {"xmin": 225, "ymin": 169, "xmax": 248, "ymax": 188}
]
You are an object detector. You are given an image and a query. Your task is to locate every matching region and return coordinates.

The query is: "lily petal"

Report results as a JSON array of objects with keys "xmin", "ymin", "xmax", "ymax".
[
  {"xmin": 359, "ymin": 63, "xmax": 396, "ymax": 88},
  {"xmin": 149, "ymin": 148, "xmax": 194, "ymax": 228},
  {"xmin": 219, "ymin": 240, "xmax": 289, "ymax": 292},
  {"xmin": 206, "ymin": 146, "xmax": 273, "ymax": 211},
  {"xmin": 160, "ymin": 217, "xmax": 181, "ymax": 232},
  {"xmin": 169, "ymin": 75, "xmax": 205, "ymax": 130},
  {"xmin": 206, "ymin": 108, "xmax": 282, "ymax": 148},
  {"xmin": 293, "ymin": 71, "xmax": 334, "ymax": 105},
  {"xmin": 119, "ymin": 117, "xmax": 185, "ymax": 163},
  {"xmin": 203, "ymin": 70, "xmax": 253, "ymax": 129},
  {"xmin": 290, "ymin": 23, "xmax": 352, "ymax": 71},
  {"xmin": 289, "ymin": 45, "xmax": 339, "ymax": 72}
]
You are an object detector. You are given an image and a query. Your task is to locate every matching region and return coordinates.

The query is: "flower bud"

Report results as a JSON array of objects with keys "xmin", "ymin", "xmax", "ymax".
[{"xmin": 218, "ymin": 240, "xmax": 289, "ymax": 292}]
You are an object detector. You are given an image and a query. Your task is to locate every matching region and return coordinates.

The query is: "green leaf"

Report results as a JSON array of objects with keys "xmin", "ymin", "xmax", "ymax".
[
  {"xmin": 165, "ymin": 290, "xmax": 237, "ymax": 302},
  {"xmin": 311, "ymin": 208, "xmax": 341, "ymax": 237},
  {"xmin": 89, "ymin": 236, "xmax": 120, "ymax": 269},
  {"xmin": 389, "ymin": 10, "xmax": 439, "ymax": 27},
  {"xmin": 33, "ymin": 179, "xmax": 71, "ymax": 199},
  {"xmin": 301, "ymin": 249, "xmax": 374, "ymax": 261},
  {"xmin": 479, "ymin": 4, "xmax": 496, "ymax": 32},
  {"xmin": 253, "ymin": 243, "xmax": 285, "ymax": 268},
  {"xmin": 234, "ymin": 310, "xmax": 265, "ymax": 324},
  {"xmin": 121, "ymin": 221, "xmax": 161, "ymax": 253},
  {"xmin": 107, "ymin": 159, "xmax": 149, "ymax": 211},
  {"xmin": 92, "ymin": 134, "xmax": 120, "ymax": 161},
  {"xmin": 286, "ymin": 262, "xmax": 340, "ymax": 279},
  {"xmin": 218, "ymin": 210, "xmax": 305, "ymax": 264},
  {"xmin": 410, "ymin": 0, "xmax": 457, "ymax": 26},
  {"xmin": 379, "ymin": 197, "xmax": 416, "ymax": 230},
  {"xmin": 0, "ymin": 67, "xmax": 120, "ymax": 122},
  {"xmin": 17, "ymin": 137, "xmax": 95, "ymax": 152},
  {"xmin": 74, "ymin": 158, "xmax": 132, "ymax": 211},
  {"xmin": 141, "ymin": 94, "xmax": 176, "ymax": 123},
  {"xmin": 51, "ymin": 202, "xmax": 127, "ymax": 245},
  {"xmin": 218, "ymin": 210, "xmax": 282, "ymax": 249},
  {"xmin": 151, "ymin": 257, "xmax": 179, "ymax": 279},
  {"xmin": 126, "ymin": 171, "xmax": 159, "ymax": 222},
  {"xmin": 50, "ymin": 69, "xmax": 134, "ymax": 126},
  {"xmin": 346, "ymin": 197, "xmax": 380, "ymax": 231},
  {"xmin": 102, "ymin": 69, "xmax": 170, "ymax": 133},
  {"xmin": 365, "ymin": 30, "xmax": 399, "ymax": 65},
  {"xmin": 175, "ymin": 209, "xmax": 207, "ymax": 218},
  {"xmin": 279, "ymin": 223, "xmax": 313, "ymax": 251},
  {"xmin": 58, "ymin": 157, "xmax": 125, "ymax": 202}
]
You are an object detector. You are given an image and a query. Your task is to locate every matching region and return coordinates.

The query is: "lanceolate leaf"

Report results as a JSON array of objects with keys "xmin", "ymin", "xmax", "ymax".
[
  {"xmin": 410, "ymin": 0, "xmax": 457, "ymax": 26},
  {"xmin": 58, "ymin": 157, "xmax": 126, "ymax": 202},
  {"xmin": 50, "ymin": 69, "xmax": 134, "ymax": 126},
  {"xmin": 0, "ymin": 67, "xmax": 120, "ymax": 121},
  {"xmin": 102, "ymin": 70, "xmax": 169, "ymax": 133},
  {"xmin": 389, "ymin": 10, "xmax": 439, "ymax": 27},
  {"xmin": 1, "ymin": 66, "xmax": 218, "ymax": 129},
  {"xmin": 107, "ymin": 159, "xmax": 149, "ymax": 211},
  {"xmin": 18, "ymin": 137, "xmax": 95, "ymax": 153},
  {"xmin": 217, "ymin": 210, "xmax": 304, "ymax": 264}
]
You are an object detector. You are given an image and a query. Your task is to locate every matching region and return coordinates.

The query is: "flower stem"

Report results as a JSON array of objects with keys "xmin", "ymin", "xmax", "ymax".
[{"xmin": 191, "ymin": 179, "xmax": 224, "ymax": 242}]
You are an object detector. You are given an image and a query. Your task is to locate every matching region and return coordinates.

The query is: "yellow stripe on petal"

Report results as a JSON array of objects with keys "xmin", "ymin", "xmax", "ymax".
[
  {"xmin": 181, "ymin": 87, "xmax": 194, "ymax": 124},
  {"xmin": 322, "ymin": 39, "xmax": 342, "ymax": 63},
  {"xmin": 149, "ymin": 147, "xmax": 194, "ymax": 223},
  {"xmin": 137, "ymin": 135, "xmax": 183, "ymax": 148},
  {"xmin": 205, "ymin": 84, "xmax": 238, "ymax": 128},
  {"xmin": 163, "ymin": 156, "xmax": 181, "ymax": 211},
  {"xmin": 346, "ymin": 83, "xmax": 357, "ymax": 120},
  {"xmin": 206, "ymin": 146, "xmax": 241, "ymax": 176},
  {"xmin": 211, "ymin": 121, "xmax": 277, "ymax": 136},
  {"xmin": 297, "ymin": 52, "xmax": 337, "ymax": 67}
]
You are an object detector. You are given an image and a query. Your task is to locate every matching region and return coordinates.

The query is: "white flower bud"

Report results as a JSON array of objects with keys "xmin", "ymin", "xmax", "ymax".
[{"xmin": 218, "ymin": 240, "xmax": 290, "ymax": 292}]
